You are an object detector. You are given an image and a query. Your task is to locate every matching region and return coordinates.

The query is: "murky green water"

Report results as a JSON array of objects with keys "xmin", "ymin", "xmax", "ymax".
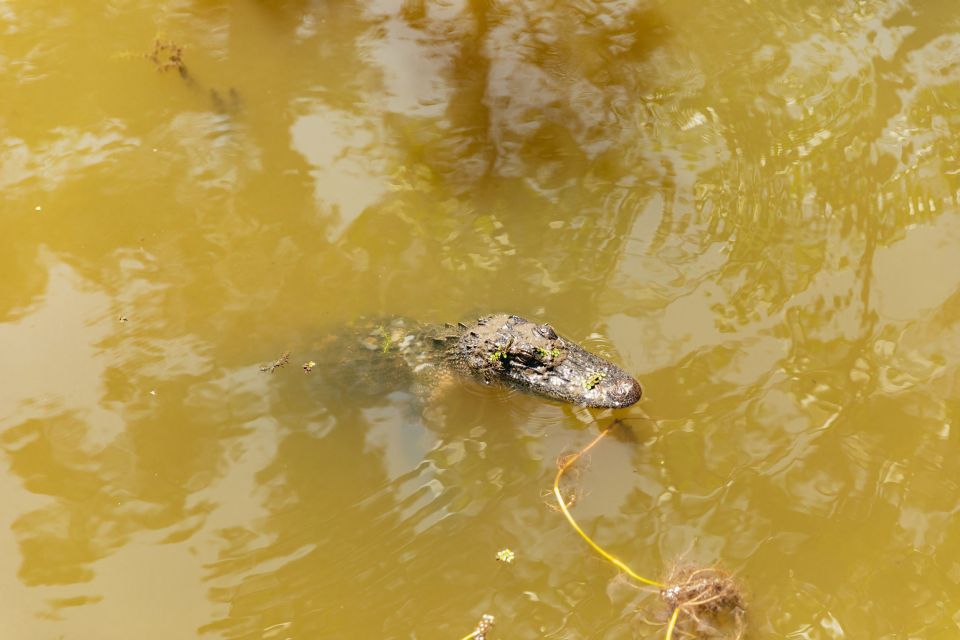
[{"xmin": 4, "ymin": 1, "xmax": 960, "ymax": 638}]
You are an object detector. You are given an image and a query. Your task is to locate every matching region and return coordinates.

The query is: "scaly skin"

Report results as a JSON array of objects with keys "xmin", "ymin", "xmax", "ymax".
[
  {"xmin": 343, "ymin": 314, "xmax": 641, "ymax": 409},
  {"xmin": 448, "ymin": 314, "xmax": 641, "ymax": 408}
]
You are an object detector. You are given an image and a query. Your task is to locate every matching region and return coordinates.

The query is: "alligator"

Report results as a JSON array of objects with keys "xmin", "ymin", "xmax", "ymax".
[{"xmin": 310, "ymin": 314, "xmax": 641, "ymax": 409}]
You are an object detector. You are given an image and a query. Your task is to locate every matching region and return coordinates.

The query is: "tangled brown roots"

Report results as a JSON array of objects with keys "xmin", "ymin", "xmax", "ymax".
[{"xmin": 659, "ymin": 565, "xmax": 745, "ymax": 639}]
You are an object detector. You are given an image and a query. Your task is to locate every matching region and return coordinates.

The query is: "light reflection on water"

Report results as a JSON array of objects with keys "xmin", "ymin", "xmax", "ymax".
[{"xmin": 3, "ymin": 0, "xmax": 960, "ymax": 638}]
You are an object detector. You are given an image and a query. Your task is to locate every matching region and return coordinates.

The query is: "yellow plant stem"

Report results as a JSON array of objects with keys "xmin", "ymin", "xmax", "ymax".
[
  {"xmin": 552, "ymin": 423, "xmax": 664, "ymax": 589},
  {"xmin": 664, "ymin": 605, "xmax": 681, "ymax": 640},
  {"xmin": 459, "ymin": 633, "xmax": 477, "ymax": 640}
]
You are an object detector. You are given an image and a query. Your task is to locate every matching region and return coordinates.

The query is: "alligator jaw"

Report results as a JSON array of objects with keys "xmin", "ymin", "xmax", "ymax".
[{"xmin": 455, "ymin": 314, "xmax": 642, "ymax": 408}]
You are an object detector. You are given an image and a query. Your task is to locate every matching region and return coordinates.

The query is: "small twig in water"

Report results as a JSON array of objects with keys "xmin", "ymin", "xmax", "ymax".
[
  {"xmin": 459, "ymin": 613, "xmax": 495, "ymax": 640},
  {"xmin": 259, "ymin": 351, "xmax": 290, "ymax": 373}
]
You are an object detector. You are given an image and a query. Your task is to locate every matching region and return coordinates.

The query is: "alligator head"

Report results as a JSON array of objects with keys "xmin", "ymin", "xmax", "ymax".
[{"xmin": 455, "ymin": 314, "xmax": 642, "ymax": 408}]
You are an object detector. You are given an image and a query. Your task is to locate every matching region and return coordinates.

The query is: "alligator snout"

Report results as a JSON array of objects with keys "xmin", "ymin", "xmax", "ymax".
[{"xmin": 594, "ymin": 375, "xmax": 642, "ymax": 409}]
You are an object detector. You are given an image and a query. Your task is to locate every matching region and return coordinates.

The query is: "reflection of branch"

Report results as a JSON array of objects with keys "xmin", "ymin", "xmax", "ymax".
[
  {"xmin": 858, "ymin": 217, "xmax": 877, "ymax": 333},
  {"xmin": 649, "ymin": 159, "xmax": 678, "ymax": 255}
]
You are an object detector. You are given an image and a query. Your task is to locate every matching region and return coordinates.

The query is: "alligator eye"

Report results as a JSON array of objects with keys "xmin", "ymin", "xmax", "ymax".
[{"xmin": 537, "ymin": 324, "xmax": 558, "ymax": 340}]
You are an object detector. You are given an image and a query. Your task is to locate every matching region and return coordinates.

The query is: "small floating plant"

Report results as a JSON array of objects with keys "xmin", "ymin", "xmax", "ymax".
[{"xmin": 553, "ymin": 421, "xmax": 746, "ymax": 639}]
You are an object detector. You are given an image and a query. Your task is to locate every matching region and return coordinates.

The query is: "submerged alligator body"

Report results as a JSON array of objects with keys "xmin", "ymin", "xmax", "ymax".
[{"xmin": 315, "ymin": 314, "xmax": 641, "ymax": 409}]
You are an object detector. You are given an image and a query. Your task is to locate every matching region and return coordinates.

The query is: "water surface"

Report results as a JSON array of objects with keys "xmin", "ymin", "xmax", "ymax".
[{"xmin": 3, "ymin": 1, "xmax": 960, "ymax": 638}]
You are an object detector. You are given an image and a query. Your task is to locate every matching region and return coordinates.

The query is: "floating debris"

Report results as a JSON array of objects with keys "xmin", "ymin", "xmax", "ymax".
[
  {"xmin": 302, "ymin": 360, "xmax": 317, "ymax": 373},
  {"xmin": 461, "ymin": 614, "xmax": 495, "ymax": 640},
  {"xmin": 658, "ymin": 564, "xmax": 745, "ymax": 640},
  {"xmin": 551, "ymin": 421, "xmax": 748, "ymax": 640},
  {"xmin": 117, "ymin": 314, "xmax": 129, "ymax": 322},
  {"xmin": 495, "ymin": 548, "xmax": 515, "ymax": 564},
  {"xmin": 148, "ymin": 39, "xmax": 187, "ymax": 77},
  {"xmin": 260, "ymin": 351, "xmax": 290, "ymax": 373}
]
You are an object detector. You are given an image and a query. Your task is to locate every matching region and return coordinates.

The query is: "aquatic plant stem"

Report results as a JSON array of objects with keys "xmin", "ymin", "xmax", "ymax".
[
  {"xmin": 664, "ymin": 605, "xmax": 681, "ymax": 640},
  {"xmin": 552, "ymin": 424, "xmax": 664, "ymax": 589}
]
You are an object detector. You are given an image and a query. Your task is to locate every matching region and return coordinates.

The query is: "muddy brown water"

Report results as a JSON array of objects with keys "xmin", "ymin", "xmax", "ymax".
[{"xmin": 3, "ymin": 1, "xmax": 960, "ymax": 638}]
